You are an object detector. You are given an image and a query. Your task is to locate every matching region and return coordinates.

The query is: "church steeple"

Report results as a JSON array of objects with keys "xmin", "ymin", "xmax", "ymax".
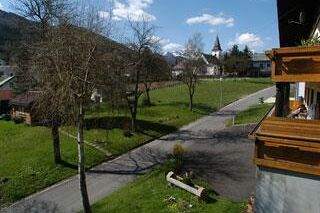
[
  {"xmin": 212, "ymin": 35, "xmax": 222, "ymax": 59},
  {"xmin": 212, "ymin": 35, "xmax": 222, "ymax": 51}
]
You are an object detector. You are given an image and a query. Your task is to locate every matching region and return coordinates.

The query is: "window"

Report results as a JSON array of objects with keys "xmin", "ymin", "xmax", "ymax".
[
  {"xmin": 260, "ymin": 63, "xmax": 263, "ymax": 69},
  {"xmin": 267, "ymin": 63, "xmax": 271, "ymax": 67}
]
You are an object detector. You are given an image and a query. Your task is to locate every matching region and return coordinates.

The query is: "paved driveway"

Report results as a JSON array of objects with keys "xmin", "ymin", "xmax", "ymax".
[
  {"xmin": 182, "ymin": 124, "xmax": 256, "ymax": 201},
  {"xmin": 1, "ymin": 86, "xmax": 275, "ymax": 213}
]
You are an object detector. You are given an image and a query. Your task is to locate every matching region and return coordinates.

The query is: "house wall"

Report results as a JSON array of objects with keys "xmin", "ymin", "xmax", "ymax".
[
  {"xmin": 204, "ymin": 65, "xmax": 220, "ymax": 76},
  {"xmin": 255, "ymin": 167, "xmax": 320, "ymax": 213},
  {"xmin": 250, "ymin": 61, "xmax": 271, "ymax": 72},
  {"xmin": 12, "ymin": 108, "xmax": 32, "ymax": 125}
]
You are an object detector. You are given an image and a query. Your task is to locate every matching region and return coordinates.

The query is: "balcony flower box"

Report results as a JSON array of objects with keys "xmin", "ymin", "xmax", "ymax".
[{"xmin": 266, "ymin": 46, "xmax": 320, "ymax": 82}]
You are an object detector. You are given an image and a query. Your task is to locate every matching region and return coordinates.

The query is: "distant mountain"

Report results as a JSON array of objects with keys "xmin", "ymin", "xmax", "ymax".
[
  {"xmin": 0, "ymin": 10, "xmax": 35, "ymax": 62},
  {"xmin": 163, "ymin": 52, "xmax": 176, "ymax": 66},
  {"xmin": 163, "ymin": 51, "xmax": 185, "ymax": 66}
]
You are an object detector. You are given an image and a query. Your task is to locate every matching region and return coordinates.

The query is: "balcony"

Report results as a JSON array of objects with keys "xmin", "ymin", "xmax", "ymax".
[
  {"xmin": 250, "ymin": 110, "xmax": 320, "ymax": 176},
  {"xmin": 266, "ymin": 46, "xmax": 320, "ymax": 82},
  {"xmin": 250, "ymin": 45, "xmax": 320, "ymax": 175}
]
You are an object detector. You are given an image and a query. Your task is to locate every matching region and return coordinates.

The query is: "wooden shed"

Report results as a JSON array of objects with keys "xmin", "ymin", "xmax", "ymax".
[{"xmin": 10, "ymin": 91, "xmax": 39, "ymax": 125}]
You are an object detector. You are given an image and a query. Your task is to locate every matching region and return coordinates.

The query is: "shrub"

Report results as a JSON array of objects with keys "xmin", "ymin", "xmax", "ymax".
[
  {"xmin": 169, "ymin": 144, "xmax": 185, "ymax": 173},
  {"xmin": 172, "ymin": 143, "xmax": 184, "ymax": 160}
]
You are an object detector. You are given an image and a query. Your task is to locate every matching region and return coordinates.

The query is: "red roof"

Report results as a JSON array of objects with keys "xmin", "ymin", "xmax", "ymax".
[{"xmin": 0, "ymin": 90, "xmax": 15, "ymax": 101}]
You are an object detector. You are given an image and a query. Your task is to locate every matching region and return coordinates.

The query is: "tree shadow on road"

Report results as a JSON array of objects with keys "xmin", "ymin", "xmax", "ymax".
[
  {"xmin": 89, "ymin": 147, "xmax": 167, "ymax": 176},
  {"xmin": 84, "ymin": 116, "xmax": 177, "ymax": 137}
]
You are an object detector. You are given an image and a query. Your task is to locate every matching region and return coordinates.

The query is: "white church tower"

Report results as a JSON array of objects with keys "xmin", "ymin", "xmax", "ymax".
[{"xmin": 212, "ymin": 35, "xmax": 222, "ymax": 59}]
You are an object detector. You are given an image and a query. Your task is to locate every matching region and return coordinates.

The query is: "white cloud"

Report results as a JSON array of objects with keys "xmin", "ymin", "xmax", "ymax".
[
  {"xmin": 228, "ymin": 32, "xmax": 263, "ymax": 48},
  {"xmin": 101, "ymin": 0, "xmax": 156, "ymax": 22},
  {"xmin": 0, "ymin": 3, "xmax": 3, "ymax": 9},
  {"xmin": 186, "ymin": 13, "xmax": 234, "ymax": 27},
  {"xmin": 150, "ymin": 35, "xmax": 170, "ymax": 45},
  {"xmin": 162, "ymin": 43, "xmax": 184, "ymax": 52},
  {"xmin": 209, "ymin": 29, "xmax": 216, "ymax": 33},
  {"xmin": 149, "ymin": 35, "xmax": 183, "ymax": 52},
  {"xmin": 98, "ymin": 11, "xmax": 110, "ymax": 19}
]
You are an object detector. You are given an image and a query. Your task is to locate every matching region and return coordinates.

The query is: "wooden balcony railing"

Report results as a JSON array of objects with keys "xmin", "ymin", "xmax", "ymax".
[
  {"xmin": 266, "ymin": 46, "xmax": 320, "ymax": 82},
  {"xmin": 250, "ymin": 113, "xmax": 320, "ymax": 176}
]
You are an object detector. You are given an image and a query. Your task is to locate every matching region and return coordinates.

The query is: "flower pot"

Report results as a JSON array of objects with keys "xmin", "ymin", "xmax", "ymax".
[{"xmin": 166, "ymin": 171, "xmax": 207, "ymax": 199}]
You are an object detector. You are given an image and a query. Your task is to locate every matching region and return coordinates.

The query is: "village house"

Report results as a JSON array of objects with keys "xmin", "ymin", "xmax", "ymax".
[
  {"xmin": 0, "ymin": 64, "xmax": 16, "ymax": 114},
  {"xmin": 0, "ymin": 75, "xmax": 15, "ymax": 114},
  {"xmin": 10, "ymin": 91, "xmax": 39, "ymax": 125},
  {"xmin": 248, "ymin": 53, "xmax": 271, "ymax": 77},
  {"xmin": 250, "ymin": 0, "xmax": 320, "ymax": 212}
]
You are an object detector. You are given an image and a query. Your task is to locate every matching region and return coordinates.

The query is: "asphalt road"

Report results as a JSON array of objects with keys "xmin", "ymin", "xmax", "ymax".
[{"xmin": 1, "ymin": 86, "xmax": 275, "ymax": 213}]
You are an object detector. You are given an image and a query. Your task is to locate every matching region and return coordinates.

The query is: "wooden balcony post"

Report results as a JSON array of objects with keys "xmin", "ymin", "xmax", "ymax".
[
  {"xmin": 283, "ymin": 82, "xmax": 290, "ymax": 116},
  {"xmin": 275, "ymin": 82, "xmax": 290, "ymax": 117}
]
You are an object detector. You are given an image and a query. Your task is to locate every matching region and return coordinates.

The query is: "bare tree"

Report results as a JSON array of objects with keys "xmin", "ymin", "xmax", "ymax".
[
  {"xmin": 12, "ymin": 0, "xmax": 70, "ymax": 38},
  {"xmin": 141, "ymin": 48, "xmax": 170, "ymax": 105},
  {"xmin": 34, "ymin": 25, "xmax": 97, "ymax": 213},
  {"xmin": 27, "ymin": 6, "xmax": 119, "ymax": 213},
  {"xmin": 126, "ymin": 18, "xmax": 158, "ymax": 131},
  {"xmin": 181, "ymin": 33, "xmax": 205, "ymax": 111},
  {"xmin": 13, "ymin": 0, "xmax": 72, "ymax": 164}
]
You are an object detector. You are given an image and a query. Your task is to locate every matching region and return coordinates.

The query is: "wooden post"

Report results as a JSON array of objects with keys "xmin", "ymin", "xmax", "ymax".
[
  {"xmin": 283, "ymin": 82, "xmax": 290, "ymax": 116},
  {"xmin": 275, "ymin": 82, "xmax": 284, "ymax": 117},
  {"xmin": 275, "ymin": 82, "xmax": 290, "ymax": 117}
]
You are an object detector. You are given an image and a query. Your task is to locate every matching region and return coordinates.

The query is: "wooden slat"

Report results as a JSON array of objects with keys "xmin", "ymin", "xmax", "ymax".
[
  {"xmin": 256, "ymin": 131, "xmax": 320, "ymax": 143},
  {"xmin": 255, "ymin": 135, "xmax": 320, "ymax": 149},
  {"xmin": 264, "ymin": 117, "xmax": 320, "ymax": 125},
  {"xmin": 255, "ymin": 158, "xmax": 320, "ymax": 176},
  {"xmin": 257, "ymin": 117, "xmax": 320, "ymax": 141},
  {"xmin": 260, "ymin": 126, "xmax": 320, "ymax": 137},
  {"xmin": 263, "ymin": 141, "xmax": 320, "ymax": 153}
]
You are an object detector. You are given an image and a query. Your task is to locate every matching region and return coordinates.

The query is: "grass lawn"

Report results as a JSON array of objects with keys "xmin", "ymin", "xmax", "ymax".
[
  {"xmin": 0, "ymin": 78, "xmax": 271, "ymax": 209},
  {"xmin": 0, "ymin": 121, "xmax": 106, "ymax": 209},
  {"xmin": 67, "ymin": 78, "xmax": 273, "ymax": 155},
  {"xmin": 89, "ymin": 166, "xmax": 245, "ymax": 213},
  {"xmin": 226, "ymin": 103, "xmax": 273, "ymax": 127}
]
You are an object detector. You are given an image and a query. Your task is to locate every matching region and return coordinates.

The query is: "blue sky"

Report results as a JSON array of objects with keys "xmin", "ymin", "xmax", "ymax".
[{"xmin": 0, "ymin": 0, "xmax": 279, "ymax": 54}]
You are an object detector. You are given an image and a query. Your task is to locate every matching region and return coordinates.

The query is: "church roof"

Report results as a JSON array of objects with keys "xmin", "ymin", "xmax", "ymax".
[
  {"xmin": 203, "ymin": 54, "xmax": 219, "ymax": 64},
  {"xmin": 212, "ymin": 35, "xmax": 222, "ymax": 51}
]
